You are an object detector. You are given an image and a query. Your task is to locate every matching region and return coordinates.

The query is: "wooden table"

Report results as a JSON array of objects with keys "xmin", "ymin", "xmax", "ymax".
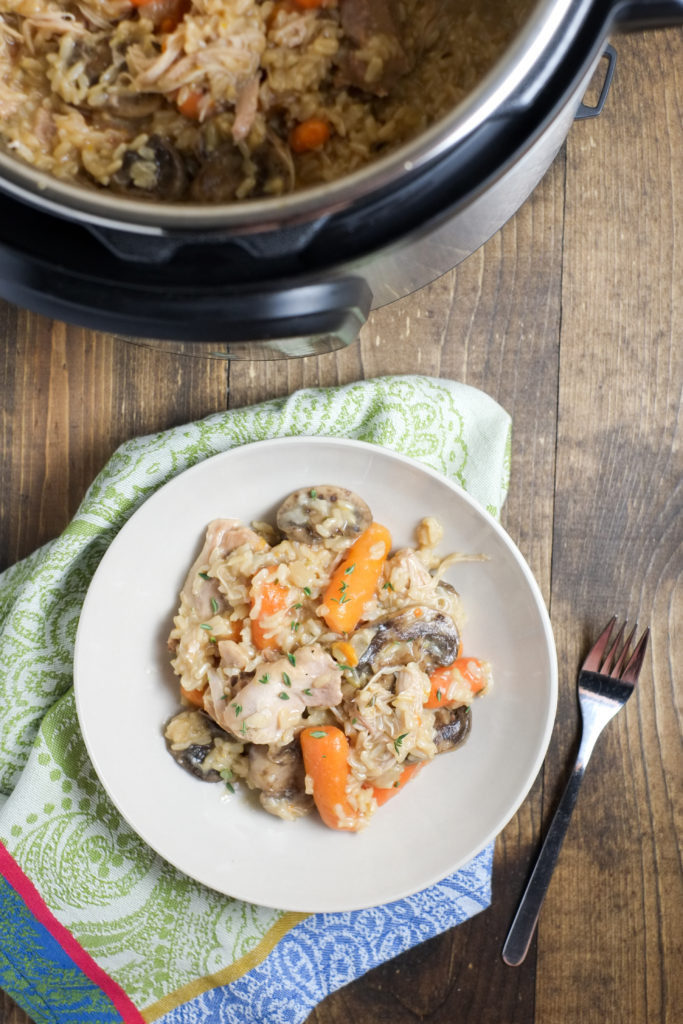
[{"xmin": 1, "ymin": 27, "xmax": 680, "ymax": 1024}]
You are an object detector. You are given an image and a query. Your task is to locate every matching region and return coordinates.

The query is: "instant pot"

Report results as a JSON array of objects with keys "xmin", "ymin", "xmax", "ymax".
[{"xmin": 0, "ymin": 0, "xmax": 681, "ymax": 357}]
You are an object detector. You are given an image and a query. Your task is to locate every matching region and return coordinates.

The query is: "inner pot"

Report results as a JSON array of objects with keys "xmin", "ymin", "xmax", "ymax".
[{"xmin": 0, "ymin": 0, "xmax": 681, "ymax": 356}]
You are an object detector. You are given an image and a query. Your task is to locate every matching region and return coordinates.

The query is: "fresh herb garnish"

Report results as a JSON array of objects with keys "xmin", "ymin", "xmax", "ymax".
[
  {"xmin": 259, "ymin": 673, "xmax": 270, "ymax": 685},
  {"xmin": 394, "ymin": 733, "xmax": 408, "ymax": 753},
  {"xmin": 303, "ymin": 586, "xmax": 312, "ymax": 597},
  {"xmin": 199, "ymin": 572, "xmax": 211, "ymax": 581},
  {"xmin": 278, "ymin": 692, "xmax": 290, "ymax": 701},
  {"xmin": 291, "ymin": 621, "xmax": 300, "ymax": 631},
  {"xmin": 231, "ymin": 703, "xmax": 242, "ymax": 716},
  {"xmin": 303, "ymin": 688, "xmax": 313, "ymax": 696},
  {"xmin": 436, "ymin": 689, "xmax": 442, "ymax": 703},
  {"xmin": 383, "ymin": 581, "xmax": 395, "ymax": 591},
  {"xmin": 293, "ymin": 602, "xmax": 303, "ymax": 609},
  {"xmin": 308, "ymin": 730, "xmax": 327, "ymax": 738},
  {"xmin": 199, "ymin": 623, "xmax": 213, "ymax": 631},
  {"xmin": 287, "ymin": 652, "xmax": 296, "ymax": 666},
  {"xmin": 309, "ymin": 489, "xmax": 318, "ymax": 499},
  {"xmin": 282, "ymin": 672, "xmax": 292, "ymax": 687},
  {"xmin": 210, "ymin": 597, "xmax": 219, "ymax": 614},
  {"xmin": 344, "ymin": 564, "xmax": 356, "ymax": 575}
]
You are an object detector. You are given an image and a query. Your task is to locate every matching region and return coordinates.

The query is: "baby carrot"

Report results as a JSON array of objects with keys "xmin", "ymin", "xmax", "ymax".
[
  {"xmin": 321, "ymin": 522, "xmax": 392, "ymax": 633},
  {"xmin": 425, "ymin": 658, "xmax": 491, "ymax": 709},
  {"xmin": 289, "ymin": 118, "xmax": 330, "ymax": 153},
  {"xmin": 300, "ymin": 725, "xmax": 358, "ymax": 831},
  {"xmin": 372, "ymin": 763, "xmax": 422, "ymax": 806},
  {"xmin": 250, "ymin": 576, "xmax": 290, "ymax": 650}
]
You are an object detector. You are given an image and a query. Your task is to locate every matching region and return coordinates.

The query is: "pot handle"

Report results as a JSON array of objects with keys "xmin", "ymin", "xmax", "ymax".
[
  {"xmin": 610, "ymin": 0, "xmax": 683, "ymax": 30},
  {"xmin": 171, "ymin": 277, "xmax": 374, "ymax": 359}
]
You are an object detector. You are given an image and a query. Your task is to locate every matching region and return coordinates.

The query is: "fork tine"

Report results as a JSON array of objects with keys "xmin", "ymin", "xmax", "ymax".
[
  {"xmin": 582, "ymin": 616, "xmax": 616, "ymax": 671},
  {"xmin": 610, "ymin": 623, "xmax": 638, "ymax": 677},
  {"xmin": 620, "ymin": 628, "xmax": 650, "ymax": 684},
  {"xmin": 603, "ymin": 622, "xmax": 626, "ymax": 673}
]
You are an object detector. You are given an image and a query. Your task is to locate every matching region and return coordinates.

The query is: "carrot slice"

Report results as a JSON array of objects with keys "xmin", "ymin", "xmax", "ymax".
[
  {"xmin": 300, "ymin": 725, "xmax": 358, "ymax": 831},
  {"xmin": 372, "ymin": 763, "xmax": 422, "ymax": 806},
  {"xmin": 177, "ymin": 87, "xmax": 205, "ymax": 120},
  {"xmin": 289, "ymin": 118, "xmax": 330, "ymax": 153},
  {"xmin": 425, "ymin": 658, "xmax": 491, "ymax": 709},
  {"xmin": 330, "ymin": 639, "xmax": 359, "ymax": 668},
  {"xmin": 180, "ymin": 684, "xmax": 206, "ymax": 708},
  {"xmin": 321, "ymin": 523, "xmax": 392, "ymax": 633}
]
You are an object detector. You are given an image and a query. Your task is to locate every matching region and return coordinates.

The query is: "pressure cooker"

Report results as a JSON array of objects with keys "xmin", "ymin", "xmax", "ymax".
[{"xmin": 0, "ymin": 0, "xmax": 681, "ymax": 357}]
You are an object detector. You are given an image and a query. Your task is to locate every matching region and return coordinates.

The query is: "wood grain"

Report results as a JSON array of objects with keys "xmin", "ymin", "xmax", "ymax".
[
  {"xmin": 0, "ymin": 24, "xmax": 680, "ymax": 1024},
  {"xmin": 536, "ymin": 28, "xmax": 682, "ymax": 1024}
]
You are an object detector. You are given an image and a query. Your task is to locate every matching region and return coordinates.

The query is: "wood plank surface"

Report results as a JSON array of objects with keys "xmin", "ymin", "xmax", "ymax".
[{"xmin": 1, "ymin": 24, "xmax": 680, "ymax": 1024}]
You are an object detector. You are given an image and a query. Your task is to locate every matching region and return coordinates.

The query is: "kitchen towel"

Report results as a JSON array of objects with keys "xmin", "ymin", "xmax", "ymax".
[{"xmin": 0, "ymin": 375, "xmax": 511, "ymax": 1024}]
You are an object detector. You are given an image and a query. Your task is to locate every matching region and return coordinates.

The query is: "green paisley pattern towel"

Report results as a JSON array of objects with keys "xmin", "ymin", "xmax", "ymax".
[{"xmin": 0, "ymin": 375, "xmax": 511, "ymax": 1016}]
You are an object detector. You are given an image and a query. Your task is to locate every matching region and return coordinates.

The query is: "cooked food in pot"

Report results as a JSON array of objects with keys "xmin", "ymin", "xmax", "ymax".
[
  {"xmin": 165, "ymin": 486, "xmax": 493, "ymax": 831},
  {"xmin": 0, "ymin": 0, "xmax": 526, "ymax": 202}
]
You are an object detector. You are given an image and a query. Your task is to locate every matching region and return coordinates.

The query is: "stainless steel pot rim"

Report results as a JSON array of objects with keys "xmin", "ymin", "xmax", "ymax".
[{"xmin": 0, "ymin": 0, "xmax": 577, "ymax": 234}]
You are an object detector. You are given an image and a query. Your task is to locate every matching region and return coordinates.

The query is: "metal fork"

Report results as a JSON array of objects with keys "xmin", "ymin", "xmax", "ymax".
[{"xmin": 502, "ymin": 617, "xmax": 650, "ymax": 966}]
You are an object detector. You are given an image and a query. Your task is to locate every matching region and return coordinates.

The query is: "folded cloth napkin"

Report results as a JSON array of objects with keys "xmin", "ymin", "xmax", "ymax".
[{"xmin": 0, "ymin": 375, "xmax": 511, "ymax": 1024}]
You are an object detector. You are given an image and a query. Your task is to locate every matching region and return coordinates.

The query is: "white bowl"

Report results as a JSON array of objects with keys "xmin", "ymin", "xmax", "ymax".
[{"xmin": 74, "ymin": 437, "xmax": 557, "ymax": 912}]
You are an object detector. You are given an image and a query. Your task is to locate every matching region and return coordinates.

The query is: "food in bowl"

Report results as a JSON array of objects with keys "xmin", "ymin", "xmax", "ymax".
[
  {"xmin": 165, "ymin": 485, "xmax": 492, "ymax": 831},
  {"xmin": 0, "ymin": 0, "xmax": 526, "ymax": 202}
]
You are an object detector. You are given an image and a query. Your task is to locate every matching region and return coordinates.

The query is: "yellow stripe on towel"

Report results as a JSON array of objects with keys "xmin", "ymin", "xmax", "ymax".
[{"xmin": 141, "ymin": 911, "xmax": 309, "ymax": 1022}]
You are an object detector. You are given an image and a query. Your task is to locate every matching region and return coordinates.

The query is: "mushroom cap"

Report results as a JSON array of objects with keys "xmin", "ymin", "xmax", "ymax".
[
  {"xmin": 433, "ymin": 705, "xmax": 472, "ymax": 753},
  {"xmin": 356, "ymin": 605, "xmax": 461, "ymax": 675},
  {"xmin": 276, "ymin": 485, "xmax": 372, "ymax": 544}
]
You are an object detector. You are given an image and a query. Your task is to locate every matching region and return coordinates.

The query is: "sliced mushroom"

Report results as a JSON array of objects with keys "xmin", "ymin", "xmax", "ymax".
[
  {"xmin": 164, "ymin": 709, "xmax": 227, "ymax": 781},
  {"xmin": 337, "ymin": 0, "xmax": 411, "ymax": 96},
  {"xmin": 433, "ymin": 705, "xmax": 471, "ymax": 753},
  {"xmin": 112, "ymin": 135, "xmax": 188, "ymax": 201},
  {"xmin": 69, "ymin": 38, "xmax": 113, "ymax": 86},
  {"xmin": 356, "ymin": 605, "xmax": 460, "ymax": 675},
  {"xmin": 247, "ymin": 741, "xmax": 313, "ymax": 820},
  {"xmin": 101, "ymin": 92, "xmax": 163, "ymax": 119},
  {"xmin": 276, "ymin": 486, "xmax": 372, "ymax": 544},
  {"xmin": 247, "ymin": 741, "xmax": 304, "ymax": 796},
  {"xmin": 190, "ymin": 144, "xmax": 244, "ymax": 203}
]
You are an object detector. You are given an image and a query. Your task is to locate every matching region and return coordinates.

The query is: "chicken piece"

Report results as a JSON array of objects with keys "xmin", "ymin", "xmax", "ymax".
[
  {"xmin": 179, "ymin": 519, "xmax": 265, "ymax": 619},
  {"xmin": 233, "ymin": 74, "xmax": 260, "ymax": 142},
  {"xmin": 385, "ymin": 547, "xmax": 435, "ymax": 591},
  {"xmin": 218, "ymin": 639, "xmax": 248, "ymax": 671},
  {"xmin": 217, "ymin": 644, "xmax": 343, "ymax": 745}
]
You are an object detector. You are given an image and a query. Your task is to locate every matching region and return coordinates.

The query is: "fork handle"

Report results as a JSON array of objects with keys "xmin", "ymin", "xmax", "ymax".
[{"xmin": 502, "ymin": 735, "xmax": 595, "ymax": 966}]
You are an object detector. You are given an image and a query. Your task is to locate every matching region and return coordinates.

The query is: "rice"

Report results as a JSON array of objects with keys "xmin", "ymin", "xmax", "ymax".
[{"xmin": 0, "ymin": 0, "xmax": 528, "ymax": 202}]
